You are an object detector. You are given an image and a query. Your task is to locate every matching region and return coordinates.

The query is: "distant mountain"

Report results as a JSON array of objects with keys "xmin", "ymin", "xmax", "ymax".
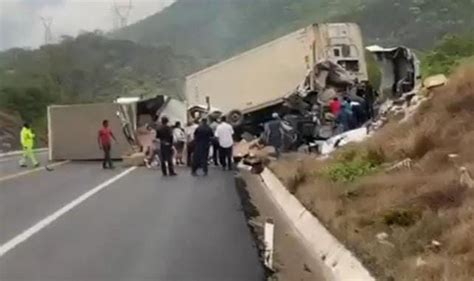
[
  {"xmin": 341, "ymin": 0, "xmax": 474, "ymax": 50},
  {"xmin": 113, "ymin": 0, "xmax": 372, "ymax": 66},
  {"xmin": 113, "ymin": 0, "xmax": 474, "ymax": 66}
]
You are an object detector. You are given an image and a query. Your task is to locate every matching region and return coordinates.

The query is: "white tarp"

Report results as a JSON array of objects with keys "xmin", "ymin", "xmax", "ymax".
[
  {"xmin": 365, "ymin": 45, "xmax": 399, "ymax": 53},
  {"xmin": 318, "ymin": 127, "xmax": 369, "ymax": 155}
]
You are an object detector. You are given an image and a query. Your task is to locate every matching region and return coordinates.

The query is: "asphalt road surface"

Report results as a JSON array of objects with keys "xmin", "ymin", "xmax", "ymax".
[
  {"xmin": 0, "ymin": 151, "xmax": 49, "ymax": 179},
  {"xmin": 0, "ymin": 155, "xmax": 264, "ymax": 281}
]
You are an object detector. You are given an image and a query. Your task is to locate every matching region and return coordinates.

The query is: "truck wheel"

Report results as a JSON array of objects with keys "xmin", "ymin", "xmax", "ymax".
[
  {"xmin": 227, "ymin": 110, "xmax": 244, "ymax": 127},
  {"xmin": 188, "ymin": 108, "xmax": 203, "ymax": 120}
]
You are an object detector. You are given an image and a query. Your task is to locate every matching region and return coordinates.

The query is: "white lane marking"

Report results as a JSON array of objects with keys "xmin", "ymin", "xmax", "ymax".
[
  {"xmin": 0, "ymin": 151, "xmax": 48, "ymax": 163},
  {"xmin": 0, "ymin": 149, "xmax": 48, "ymax": 158},
  {"xmin": 0, "ymin": 161, "xmax": 70, "ymax": 183},
  {"xmin": 0, "ymin": 166, "xmax": 137, "ymax": 258}
]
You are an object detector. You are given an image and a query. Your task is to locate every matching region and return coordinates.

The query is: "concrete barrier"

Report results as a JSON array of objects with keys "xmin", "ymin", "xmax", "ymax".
[{"xmin": 260, "ymin": 168, "xmax": 375, "ymax": 281}]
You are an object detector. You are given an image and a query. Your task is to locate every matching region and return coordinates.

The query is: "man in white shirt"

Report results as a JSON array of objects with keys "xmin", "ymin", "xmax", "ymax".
[
  {"xmin": 209, "ymin": 118, "xmax": 221, "ymax": 166},
  {"xmin": 185, "ymin": 120, "xmax": 199, "ymax": 167},
  {"xmin": 214, "ymin": 116, "xmax": 234, "ymax": 170}
]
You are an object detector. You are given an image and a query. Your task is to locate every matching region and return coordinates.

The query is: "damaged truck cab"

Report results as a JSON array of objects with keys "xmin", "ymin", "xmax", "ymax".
[{"xmin": 366, "ymin": 45, "xmax": 422, "ymax": 98}]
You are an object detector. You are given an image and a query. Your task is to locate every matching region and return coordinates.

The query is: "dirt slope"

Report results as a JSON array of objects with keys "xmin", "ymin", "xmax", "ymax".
[{"xmin": 271, "ymin": 64, "xmax": 474, "ymax": 280}]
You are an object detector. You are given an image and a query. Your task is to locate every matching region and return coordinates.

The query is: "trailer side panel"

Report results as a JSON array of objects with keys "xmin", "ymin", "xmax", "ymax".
[{"xmin": 49, "ymin": 103, "xmax": 132, "ymax": 161}]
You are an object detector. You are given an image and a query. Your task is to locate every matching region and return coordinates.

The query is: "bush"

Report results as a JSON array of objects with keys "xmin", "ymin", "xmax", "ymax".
[
  {"xmin": 326, "ymin": 159, "xmax": 377, "ymax": 183},
  {"xmin": 1, "ymin": 86, "xmax": 56, "ymax": 123},
  {"xmin": 383, "ymin": 209, "xmax": 422, "ymax": 227},
  {"xmin": 422, "ymin": 34, "xmax": 474, "ymax": 76},
  {"xmin": 326, "ymin": 147, "xmax": 384, "ymax": 183}
]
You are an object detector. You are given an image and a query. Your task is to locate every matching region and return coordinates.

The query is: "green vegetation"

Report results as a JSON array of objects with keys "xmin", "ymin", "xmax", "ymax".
[
  {"xmin": 365, "ymin": 50, "xmax": 382, "ymax": 89},
  {"xmin": 324, "ymin": 147, "xmax": 384, "ymax": 183},
  {"xmin": 3, "ymin": 0, "xmax": 474, "ymax": 140},
  {"xmin": 325, "ymin": 159, "xmax": 378, "ymax": 183},
  {"xmin": 0, "ymin": 32, "xmax": 196, "ymax": 131},
  {"xmin": 114, "ymin": 0, "xmax": 474, "ymax": 69},
  {"xmin": 422, "ymin": 34, "xmax": 474, "ymax": 76}
]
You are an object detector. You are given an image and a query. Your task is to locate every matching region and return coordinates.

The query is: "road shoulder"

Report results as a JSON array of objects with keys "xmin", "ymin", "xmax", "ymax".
[{"xmin": 236, "ymin": 170, "xmax": 326, "ymax": 281}]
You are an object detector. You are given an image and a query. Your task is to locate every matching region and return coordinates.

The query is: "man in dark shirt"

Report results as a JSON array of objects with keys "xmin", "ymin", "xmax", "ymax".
[
  {"xmin": 264, "ymin": 113, "xmax": 283, "ymax": 157},
  {"xmin": 363, "ymin": 81, "xmax": 378, "ymax": 119},
  {"xmin": 156, "ymin": 116, "xmax": 177, "ymax": 176},
  {"xmin": 192, "ymin": 118, "xmax": 214, "ymax": 176}
]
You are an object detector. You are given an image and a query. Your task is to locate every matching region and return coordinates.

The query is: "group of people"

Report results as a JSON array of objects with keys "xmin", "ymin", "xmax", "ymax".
[
  {"xmin": 329, "ymin": 81, "xmax": 377, "ymax": 132},
  {"xmin": 133, "ymin": 115, "xmax": 235, "ymax": 177}
]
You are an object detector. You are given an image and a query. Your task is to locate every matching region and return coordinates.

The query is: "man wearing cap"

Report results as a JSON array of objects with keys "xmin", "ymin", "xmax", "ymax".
[{"xmin": 263, "ymin": 113, "xmax": 283, "ymax": 157}]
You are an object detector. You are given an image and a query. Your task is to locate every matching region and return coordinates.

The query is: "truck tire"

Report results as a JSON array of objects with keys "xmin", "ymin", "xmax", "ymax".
[
  {"xmin": 188, "ymin": 107, "xmax": 203, "ymax": 120},
  {"xmin": 227, "ymin": 110, "xmax": 244, "ymax": 127}
]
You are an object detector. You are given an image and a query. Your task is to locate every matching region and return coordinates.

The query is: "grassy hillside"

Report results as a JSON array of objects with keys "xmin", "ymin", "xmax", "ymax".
[
  {"xmin": 0, "ymin": 32, "xmax": 196, "ymax": 132},
  {"xmin": 113, "ymin": 0, "xmax": 474, "ymax": 68},
  {"xmin": 113, "ymin": 0, "xmax": 372, "ymax": 66},
  {"xmin": 422, "ymin": 33, "xmax": 474, "ymax": 76},
  {"xmin": 271, "ymin": 63, "xmax": 474, "ymax": 280},
  {"xmin": 343, "ymin": 0, "xmax": 474, "ymax": 50}
]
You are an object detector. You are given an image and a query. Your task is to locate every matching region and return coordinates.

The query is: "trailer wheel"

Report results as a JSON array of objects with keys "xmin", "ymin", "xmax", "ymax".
[
  {"xmin": 188, "ymin": 108, "xmax": 203, "ymax": 120},
  {"xmin": 227, "ymin": 110, "xmax": 244, "ymax": 127}
]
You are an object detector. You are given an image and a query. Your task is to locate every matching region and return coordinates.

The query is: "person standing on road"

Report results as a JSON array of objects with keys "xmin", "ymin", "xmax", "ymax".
[
  {"xmin": 215, "ymin": 116, "xmax": 234, "ymax": 170},
  {"xmin": 98, "ymin": 120, "xmax": 116, "ymax": 169},
  {"xmin": 210, "ymin": 117, "xmax": 220, "ymax": 166},
  {"xmin": 185, "ymin": 120, "xmax": 199, "ymax": 167},
  {"xmin": 156, "ymin": 116, "xmax": 177, "ymax": 176},
  {"xmin": 264, "ymin": 113, "xmax": 283, "ymax": 157},
  {"xmin": 172, "ymin": 121, "xmax": 186, "ymax": 166},
  {"xmin": 19, "ymin": 122, "xmax": 39, "ymax": 168},
  {"xmin": 192, "ymin": 118, "xmax": 213, "ymax": 176}
]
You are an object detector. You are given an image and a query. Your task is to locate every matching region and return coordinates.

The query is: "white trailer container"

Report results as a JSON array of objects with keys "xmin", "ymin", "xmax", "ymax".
[
  {"xmin": 185, "ymin": 23, "xmax": 368, "ymax": 122},
  {"xmin": 47, "ymin": 96, "xmax": 186, "ymax": 161}
]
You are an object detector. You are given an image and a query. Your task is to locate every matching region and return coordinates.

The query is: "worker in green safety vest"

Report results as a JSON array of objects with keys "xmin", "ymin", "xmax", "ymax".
[{"xmin": 19, "ymin": 122, "xmax": 39, "ymax": 168}]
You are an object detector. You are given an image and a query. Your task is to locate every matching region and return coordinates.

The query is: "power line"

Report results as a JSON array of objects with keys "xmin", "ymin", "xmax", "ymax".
[
  {"xmin": 40, "ymin": 16, "xmax": 54, "ymax": 45},
  {"xmin": 112, "ymin": 0, "xmax": 133, "ymax": 30}
]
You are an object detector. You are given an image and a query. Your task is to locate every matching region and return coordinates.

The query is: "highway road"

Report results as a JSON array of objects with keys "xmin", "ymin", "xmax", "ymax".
[{"xmin": 0, "ymin": 154, "xmax": 264, "ymax": 281}]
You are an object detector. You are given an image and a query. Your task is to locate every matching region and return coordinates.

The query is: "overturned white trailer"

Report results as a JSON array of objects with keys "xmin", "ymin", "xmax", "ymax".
[
  {"xmin": 185, "ymin": 23, "xmax": 368, "ymax": 126},
  {"xmin": 48, "ymin": 95, "xmax": 186, "ymax": 161}
]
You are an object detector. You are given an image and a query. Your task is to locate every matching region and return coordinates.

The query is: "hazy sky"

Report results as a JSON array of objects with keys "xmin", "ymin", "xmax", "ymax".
[{"xmin": 0, "ymin": 0, "xmax": 175, "ymax": 50}]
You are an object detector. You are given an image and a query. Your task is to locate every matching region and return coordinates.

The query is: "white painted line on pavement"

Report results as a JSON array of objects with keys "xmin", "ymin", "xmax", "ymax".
[
  {"xmin": 0, "ymin": 166, "xmax": 137, "ymax": 258},
  {"xmin": 0, "ymin": 161, "xmax": 70, "ymax": 183},
  {"xmin": 0, "ymin": 148, "xmax": 48, "ymax": 158},
  {"xmin": 0, "ymin": 158, "xmax": 16, "ymax": 163},
  {"xmin": 264, "ymin": 218, "xmax": 275, "ymax": 270},
  {"xmin": 0, "ymin": 151, "xmax": 48, "ymax": 163}
]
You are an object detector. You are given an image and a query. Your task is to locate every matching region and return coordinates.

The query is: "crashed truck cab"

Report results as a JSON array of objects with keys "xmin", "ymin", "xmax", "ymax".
[
  {"xmin": 185, "ymin": 23, "xmax": 368, "ymax": 141},
  {"xmin": 366, "ymin": 45, "xmax": 422, "ymax": 98},
  {"xmin": 47, "ymin": 95, "xmax": 186, "ymax": 161}
]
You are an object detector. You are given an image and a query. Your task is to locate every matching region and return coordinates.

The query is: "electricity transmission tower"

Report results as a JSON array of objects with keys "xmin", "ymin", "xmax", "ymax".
[
  {"xmin": 40, "ymin": 17, "xmax": 54, "ymax": 44},
  {"xmin": 112, "ymin": 0, "xmax": 133, "ymax": 30}
]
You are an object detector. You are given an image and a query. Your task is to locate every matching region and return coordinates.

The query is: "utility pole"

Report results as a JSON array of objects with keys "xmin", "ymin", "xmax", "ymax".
[
  {"xmin": 112, "ymin": 0, "xmax": 133, "ymax": 30},
  {"xmin": 40, "ymin": 16, "xmax": 53, "ymax": 44}
]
